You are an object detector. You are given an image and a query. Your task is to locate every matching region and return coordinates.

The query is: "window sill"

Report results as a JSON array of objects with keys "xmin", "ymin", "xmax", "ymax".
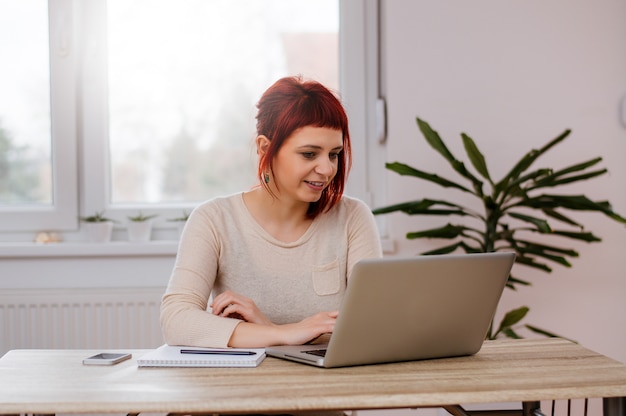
[
  {"xmin": 0, "ymin": 240, "xmax": 179, "ymax": 259},
  {"xmin": 3, "ymin": 239, "xmax": 391, "ymax": 258}
]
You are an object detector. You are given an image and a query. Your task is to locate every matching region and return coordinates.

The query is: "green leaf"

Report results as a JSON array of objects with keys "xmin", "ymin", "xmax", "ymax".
[
  {"xmin": 384, "ymin": 162, "xmax": 472, "ymax": 193},
  {"xmin": 541, "ymin": 209, "xmax": 582, "ymax": 228},
  {"xmin": 80, "ymin": 211, "xmax": 114, "ymax": 223},
  {"xmin": 518, "ymin": 194, "xmax": 626, "ymax": 224},
  {"xmin": 128, "ymin": 211, "xmax": 158, "ymax": 222},
  {"xmin": 506, "ymin": 275, "xmax": 532, "ymax": 289},
  {"xmin": 507, "ymin": 212, "xmax": 552, "ymax": 233},
  {"xmin": 515, "ymin": 247, "xmax": 572, "ymax": 268},
  {"xmin": 515, "ymin": 256, "xmax": 552, "ymax": 272},
  {"xmin": 524, "ymin": 324, "xmax": 563, "ymax": 339},
  {"xmin": 420, "ymin": 241, "xmax": 482, "ymax": 255},
  {"xmin": 406, "ymin": 223, "xmax": 472, "ymax": 240},
  {"xmin": 499, "ymin": 306, "xmax": 529, "ymax": 328},
  {"xmin": 372, "ymin": 198, "xmax": 472, "ymax": 217},
  {"xmin": 542, "ymin": 157, "xmax": 603, "ymax": 178},
  {"xmin": 530, "ymin": 169, "xmax": 608, "ymax": 190},
  {"xmin": 495, "ymin": 129, "xmax": 571, "ymax": 191},
  {"xmin": 528, "ymin": 157, "xmax": 604, "ymax": 190},
  {"xmin": 510, "ymin": 226, "xmax": 602, "ymax": 243},
  {"xmin": 514, "ymin": 239, "xmax": 579, "ymax": 258},
  {"xmin": 168, "ymin": 210, "xmax": 190, "ymax": 222},
  {"xmin": 416, "ymin": 118, "xmax": 484, "ymax": 195},
  {"xmin": 497, "ymin": 168, "xmax": 552, "ymax": 198},
  {"xmin": 416, "ymin": 118, "xmax": 457, "ymax": 164},
  {"xmin": 493, "ymin": 306, "xmax": 529, "ymax": 338},
  {"xmin": 502, "ymin": 328, "xmax": 523, "ymax": 339},
  {"xmin": 521, "ymin": 195, "xmax": 626, "ymax": 224},
  {"xmin": 550, "ymin": 157, "xmax": 603, "ymax": 176},
  {"xmin": 461, "ymin": 132, "xmax": 491, "ymax": 181},
  {"xmin": 420, "ymin": 242, "xmax": 466, "ymax": 255},
  {"xmin": 551, "ymin": 230, "xmax": 602, "ymax": 242}
]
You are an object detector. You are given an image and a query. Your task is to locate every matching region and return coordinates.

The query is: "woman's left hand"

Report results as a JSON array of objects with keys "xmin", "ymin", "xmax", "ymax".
[{"xmin": 210, "ymin": 290, "xmax": 273, "ymax": 325}]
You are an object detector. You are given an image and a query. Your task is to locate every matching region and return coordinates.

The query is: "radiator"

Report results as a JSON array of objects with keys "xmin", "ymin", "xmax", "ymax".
[{"xmin": 0, "ymin": 287, "xmax": 165, "ymax": 356}]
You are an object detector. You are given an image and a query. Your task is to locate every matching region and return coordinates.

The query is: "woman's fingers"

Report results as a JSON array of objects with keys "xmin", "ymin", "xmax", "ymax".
[
  {"xmin": 210, "ymin": 291, "xmax": 271, "ymax": 324},
  {"xmin": 280, "ymin": 311, "xmax": 339, "ymax": 345},
  {"xmin": 210, "ymin": 290, "xmax": 245, "ymax": 315}
]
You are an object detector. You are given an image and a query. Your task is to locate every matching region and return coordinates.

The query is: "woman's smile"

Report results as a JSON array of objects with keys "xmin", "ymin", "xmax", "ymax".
[{"xmin": 304, "ymin": 180, "xmax": 326, "ymax": 191}]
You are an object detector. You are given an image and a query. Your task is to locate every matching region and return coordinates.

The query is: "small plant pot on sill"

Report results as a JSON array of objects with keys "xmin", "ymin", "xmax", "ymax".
[
  {"xmin": 127, "ymin": 220, "xmax": 154, "ymax": 242},
  {"xmin": 168, "ymin": 211, "xmax": 190, "ymax": 238},
  {"xmin": 85, "ymin": 221, "xmax": 114, "ymax": 243}
]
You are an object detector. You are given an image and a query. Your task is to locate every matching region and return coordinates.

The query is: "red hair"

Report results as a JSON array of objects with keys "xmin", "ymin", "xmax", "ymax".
[{"xmin": 255, "ymin": 76, "xmax": 352, "ymax": 219}]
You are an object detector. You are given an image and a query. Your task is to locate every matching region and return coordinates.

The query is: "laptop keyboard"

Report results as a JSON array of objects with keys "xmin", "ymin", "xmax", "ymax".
[{"xmin": 304, "ymin": 349, "xmax": 327, "ymax": 357}]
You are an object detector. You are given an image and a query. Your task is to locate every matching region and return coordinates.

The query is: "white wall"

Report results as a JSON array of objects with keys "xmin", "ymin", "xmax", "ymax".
[{"xmin": 380, "ymin": 0, "xmax": 626, "ymax": 364}]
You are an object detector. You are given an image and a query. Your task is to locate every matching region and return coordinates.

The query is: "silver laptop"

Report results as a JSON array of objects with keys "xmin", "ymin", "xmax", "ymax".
[{"xmin": 266, "ymin": 252, "xmax": 515, "ymax": 368}]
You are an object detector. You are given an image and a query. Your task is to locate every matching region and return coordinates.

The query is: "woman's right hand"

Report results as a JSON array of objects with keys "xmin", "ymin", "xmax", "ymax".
[
  {"xmin": 277, "ymin": 310, "xmax": 339, "ymax": 345},
  {"xmin": 227, "ymin": 310, "xmax": 339, "ymax": 348}
]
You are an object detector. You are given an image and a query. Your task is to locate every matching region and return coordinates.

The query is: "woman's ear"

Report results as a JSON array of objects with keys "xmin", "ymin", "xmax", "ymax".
[{"xmin": 256, "ymin": 135, "xmax": 270, "ymax": 156}]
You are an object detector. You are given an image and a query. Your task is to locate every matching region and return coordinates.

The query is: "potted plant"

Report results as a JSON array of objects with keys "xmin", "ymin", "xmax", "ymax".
[
  {"xmin": 168, "ymin": 210, "xmax": 190, "ymax": 237},
  {"xmin": 127, "ymin": 211, "xmax": 158, "ymax": 242},
  {"xmin": 373, "ymin": 118, "xmax": 626, "ymax": 339},
  {"xmin": 80, "ymin": 211, "xmax": 115, "ymax": 243}
]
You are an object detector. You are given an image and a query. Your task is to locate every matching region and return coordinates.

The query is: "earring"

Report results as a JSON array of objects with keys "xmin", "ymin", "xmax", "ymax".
[{"xmin": 264, "ymin": 172, "xmax": 270, "ymax": 184}]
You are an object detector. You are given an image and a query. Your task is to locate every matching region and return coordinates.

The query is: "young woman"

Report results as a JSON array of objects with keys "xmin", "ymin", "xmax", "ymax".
[{"xmin": 160, "ymin": 76, "xmax": 382, "ymax": 348}]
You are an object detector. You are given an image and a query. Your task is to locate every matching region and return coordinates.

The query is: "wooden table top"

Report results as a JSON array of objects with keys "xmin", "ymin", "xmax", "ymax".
[{"xmin": 1, "ymin": 338, "xmax": 625, "ymax": 415}]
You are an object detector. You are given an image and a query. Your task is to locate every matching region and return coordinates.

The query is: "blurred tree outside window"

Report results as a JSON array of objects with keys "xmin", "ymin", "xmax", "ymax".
[
  {"xmin": 107, "ymin": 0, "xmax": 339, "ymax": 204},
  {"xmin": 0, "ymin": 0, "xmax": 338, "ymax": 208},
  {"xmin": 0, "ymin": 0, "xmax": 52, "ymax": 207}
]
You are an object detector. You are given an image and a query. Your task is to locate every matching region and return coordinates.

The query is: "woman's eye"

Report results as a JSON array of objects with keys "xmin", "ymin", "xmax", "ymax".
[
  {"xmin": 301, "ymin": 152, "xmax": 316, "ymax": 159},
  {"xmin": 329, "ymin": 152, "xmax": 340, "ymax": 160}
]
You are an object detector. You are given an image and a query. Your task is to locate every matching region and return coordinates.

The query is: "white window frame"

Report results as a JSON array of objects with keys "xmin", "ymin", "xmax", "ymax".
[
  {"xmin": 341, "ymin": 0, "xmax": 388, "ymax": 239},
  {"xmin": 0, "ymin": 0, "xmax": 382, "ymax": 243},
  {"xmin": 0, "ymin": 0, "xmax": 78, "ymax": 233}
]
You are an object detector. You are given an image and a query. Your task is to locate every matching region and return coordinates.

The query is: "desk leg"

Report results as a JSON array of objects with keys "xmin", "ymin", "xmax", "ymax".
[
  {"xmin": 603, "ymin": 397, "xmax": 625, "ymax": 416},
  {"xmin": 521, "ymin": 402, "xmax": 545, "ymax": 416},
  {"xmin": 442, "ymin": 403, "xmax": 545, "ymax": 416}
]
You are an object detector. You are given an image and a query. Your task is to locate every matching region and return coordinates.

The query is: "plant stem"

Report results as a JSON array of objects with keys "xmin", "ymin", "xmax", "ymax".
[{"xmin": 484, "ymin": 205, "xmax": 501, "ymax": 253}]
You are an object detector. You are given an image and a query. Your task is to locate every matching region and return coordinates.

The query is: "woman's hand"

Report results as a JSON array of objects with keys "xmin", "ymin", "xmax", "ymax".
[
  {"xmin": 277, "ymin": 310, "xmax": 339, "ymax": 345},
  {"xmin": 212, "ymin": 290, "xmax": 339, "ymax": 348},
  {"xmin": 210, "ymin": 290, "xmax": 273, "ymax": 326},
  {"xmin": 226, "ymin": 310, "xmax": 339, "ymax": 348}
]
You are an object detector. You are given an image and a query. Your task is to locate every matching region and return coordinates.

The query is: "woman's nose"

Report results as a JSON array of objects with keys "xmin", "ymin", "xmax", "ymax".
[{"xmin": 315, "ymin": 157, "xmax": 335, "ymax": 176}]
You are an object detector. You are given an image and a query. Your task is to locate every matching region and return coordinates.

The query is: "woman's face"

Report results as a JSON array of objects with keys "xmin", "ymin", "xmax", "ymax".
[{"xmin": 272, "ymin": 126, "xmax": 343, "ymax": 205}]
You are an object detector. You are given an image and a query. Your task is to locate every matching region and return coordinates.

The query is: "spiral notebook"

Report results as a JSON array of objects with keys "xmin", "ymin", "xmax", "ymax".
[{"xmin": 137, "ymin": 344, "xmax": 266, "ymax": 368}]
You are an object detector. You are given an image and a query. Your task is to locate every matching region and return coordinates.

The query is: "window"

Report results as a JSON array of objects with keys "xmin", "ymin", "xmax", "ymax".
[
  {"xmin": 105, "ymin": 0, "xmax": 338, "ymax": 205},
  {"xmin": 0, "ymin": 1, "xmax": 51, "ymax": 205},
  {"xmin": 0, "ymin": 0, "xmax": 78, "ymax": 233},
  {"xmin": 0, "ymin": 0, "xmax": 380, "ymax": 242}
]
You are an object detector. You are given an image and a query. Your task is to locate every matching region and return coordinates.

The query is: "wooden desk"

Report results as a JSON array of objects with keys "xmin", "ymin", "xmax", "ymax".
[{"xmin": 0, "ymin": 338, "xmax": 625, "ymax": 416}]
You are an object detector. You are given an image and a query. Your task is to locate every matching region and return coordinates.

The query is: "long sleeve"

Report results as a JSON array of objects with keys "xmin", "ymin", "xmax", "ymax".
[
  {"xmin": 160, "ymin": 193, "xmax": 382, "ymax": 348},
  {"xmin": 160, "ymin": 202, "xmax": 242, "ymax": 348}
]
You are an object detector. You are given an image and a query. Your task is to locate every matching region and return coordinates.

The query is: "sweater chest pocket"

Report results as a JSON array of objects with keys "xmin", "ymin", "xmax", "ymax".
[{"xmin": 312, "ymin": 258, "xmax": 341, "ymax": 296}]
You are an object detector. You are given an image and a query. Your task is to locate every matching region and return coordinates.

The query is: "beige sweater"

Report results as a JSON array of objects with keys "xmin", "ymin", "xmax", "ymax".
[{"xmin": 160, "ymin": 193, "xmax": 383, "ymax": 348}]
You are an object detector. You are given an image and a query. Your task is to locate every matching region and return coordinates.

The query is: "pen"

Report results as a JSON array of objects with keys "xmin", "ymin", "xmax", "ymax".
[{"xmin": 180, "ymin": 349, "xmax": 257, "ymax": 356}]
